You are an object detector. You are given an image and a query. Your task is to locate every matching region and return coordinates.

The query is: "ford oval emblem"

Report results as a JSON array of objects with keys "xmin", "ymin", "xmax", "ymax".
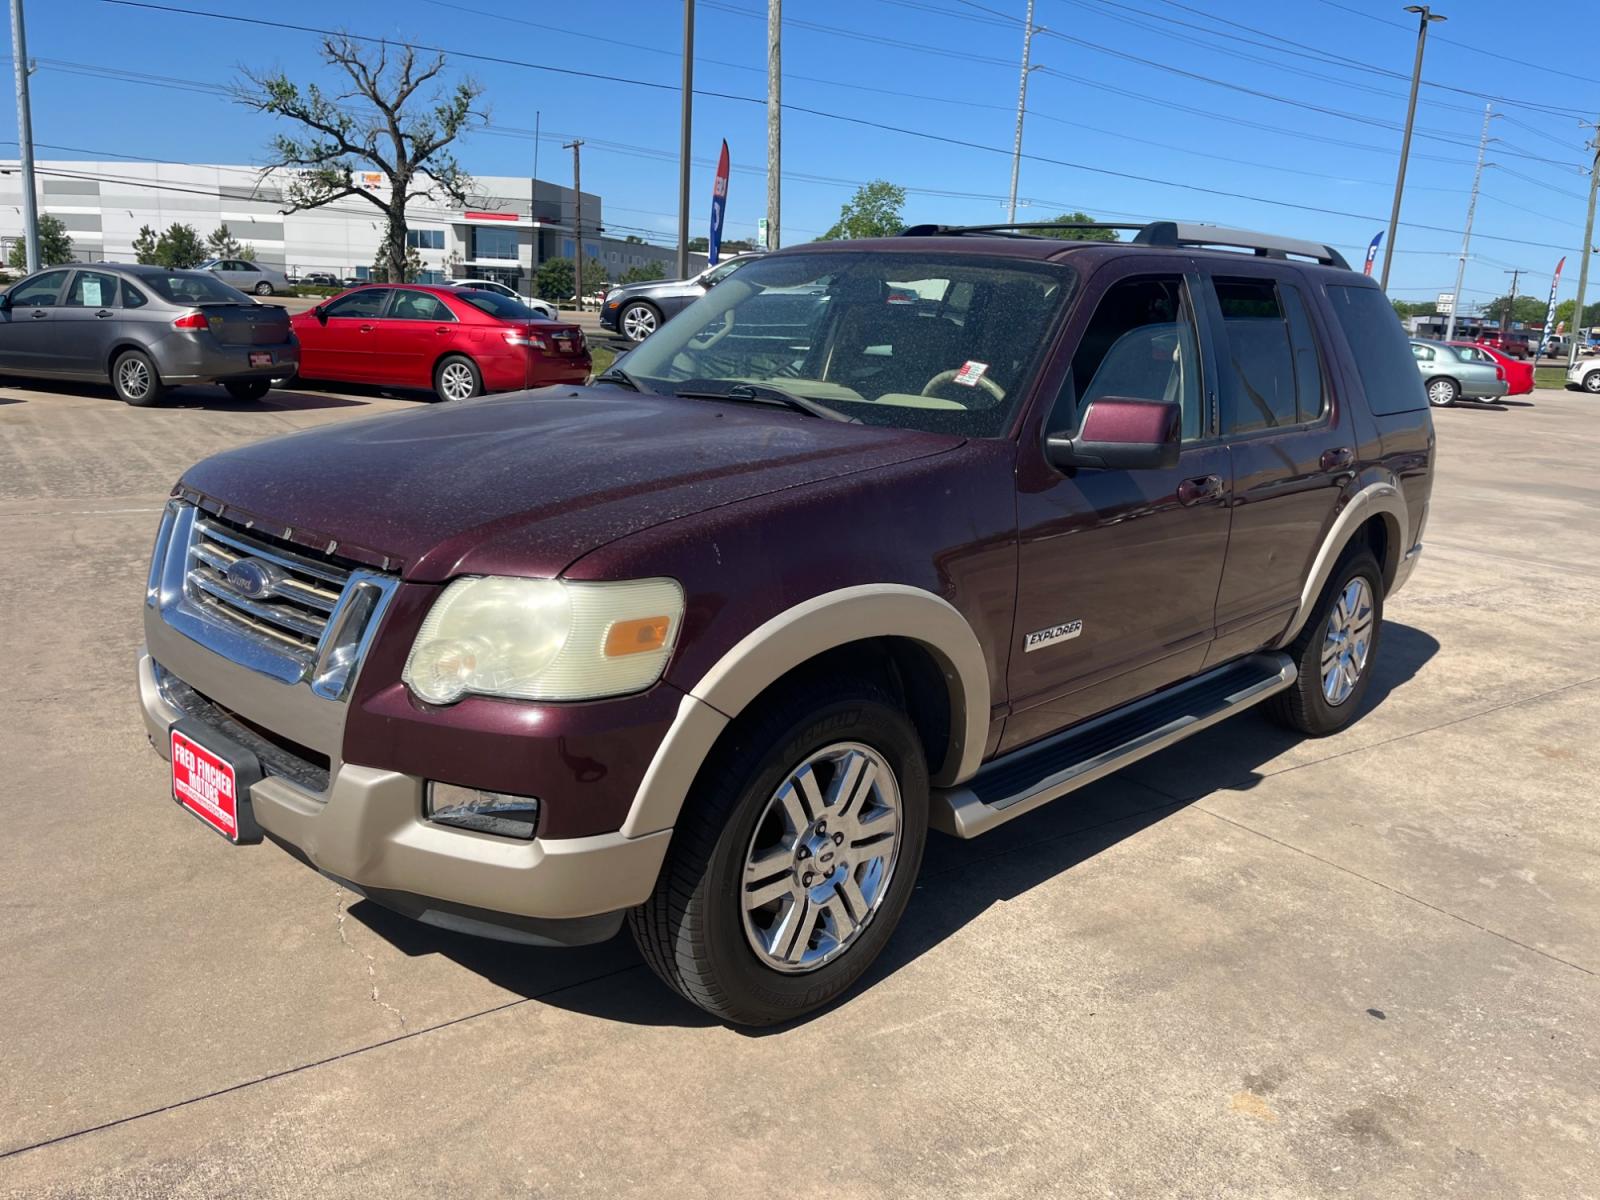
[{"xmin": 223, "ymin": 557, "xmax": 281, "ymax": 600}]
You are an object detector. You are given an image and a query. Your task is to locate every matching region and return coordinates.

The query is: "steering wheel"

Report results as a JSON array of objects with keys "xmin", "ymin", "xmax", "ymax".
[
  {"xmin": 921, "ymin": 368, "xmax": 1006, "ymax": 404},
  {"xmin": 689, "ymin": 308, "xmax": 736, "ymax": 350}
]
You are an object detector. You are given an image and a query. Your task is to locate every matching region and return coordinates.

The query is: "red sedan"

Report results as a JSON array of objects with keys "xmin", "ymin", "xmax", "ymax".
[
  {"xmin": 1450, "ymin": 341, "xmax": 1534, "ymax": 396},
  {"xmin": 290, "ymin": 284, "xmax": 590, "ymax": 401}
]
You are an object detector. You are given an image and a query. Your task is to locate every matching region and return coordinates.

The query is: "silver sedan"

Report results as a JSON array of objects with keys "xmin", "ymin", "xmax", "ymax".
[
  {"xmin": 1410, "ymin": 338, "xmax": 1508, "ymax": 407},
  {"xmin": 200, "ymin": 258, "xmax": 291, "ymax": 296}
]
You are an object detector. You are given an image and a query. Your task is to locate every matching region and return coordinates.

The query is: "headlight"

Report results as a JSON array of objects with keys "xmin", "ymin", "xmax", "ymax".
[
  {"xmin": 402, "ymin": 576, "xmax": 684, "ymax": 705},
  {"xmin": 605, "ymin": 288, "xmax": 621, "ymax": 302}
]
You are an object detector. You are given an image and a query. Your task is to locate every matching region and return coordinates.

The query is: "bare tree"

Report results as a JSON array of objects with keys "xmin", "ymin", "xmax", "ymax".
[{"xmin": 236, "ymin": 37, "xmax": 484, "ymax": 283}]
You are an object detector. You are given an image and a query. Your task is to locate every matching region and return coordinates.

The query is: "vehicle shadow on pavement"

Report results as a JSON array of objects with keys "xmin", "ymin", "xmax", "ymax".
[
  {"xmin": 348, "ymin": 622, "xmax": 1438, "ymax": 1033},
  {"xmin": 0, "ymin": 378, "xmax": 369, "ymax": 411}
]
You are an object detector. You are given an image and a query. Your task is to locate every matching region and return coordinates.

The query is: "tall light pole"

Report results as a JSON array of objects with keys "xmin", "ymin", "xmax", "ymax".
[
  {"xmin": 1006, "ymin": 0, "xmax": 1038, "ymax": 226},
  {"xmin": 677, "ymin": 0, "xmax": 695, "ymax": 279},
  {"xmin": 1380, "ymin": 4, "xmax": 1446, "ymax": 291},
  {"xmin": 1567, "ymin": 122, "xmax": 1600, "ymax": 369},
  {"xmin": 564, "ymin": 139, "xmax": 583, "ymax": 307},
  {"xmin": 766, "ymin": 0, "xmax": 780, "ymax": 250},
  {"xmin": 1444, "ymin": 103, "xmax": 1493, "ymax": 344},
  {"xmin": 10, "ymin": 0, "xmax": 39, "ymax": 273}
]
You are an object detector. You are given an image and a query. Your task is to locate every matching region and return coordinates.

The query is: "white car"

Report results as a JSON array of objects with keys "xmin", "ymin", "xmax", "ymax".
[
  {"xmin": 441, "ymin": 279, "xmax": 556, "ymax": 320},
  {"xmin": 1566, "ymin": 354, "xmax": 1600, "ymax": 393}
]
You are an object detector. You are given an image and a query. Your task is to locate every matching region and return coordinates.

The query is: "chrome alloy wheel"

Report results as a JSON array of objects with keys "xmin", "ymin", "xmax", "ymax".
[
  {"xmin": 1427, "ymin": 378, "xmax": 1456, "ymax": 406},
  {"xmin": 740, "ymin": 742, "xmax": 904, "ymax": 973},
  {"xmin": 117, "ymin": 356, "xmax": 151, "ymax": 399},
  {"xmin": 438, "ymin": 361, "xmax": 476, "ymax": 401},
  {"xmin": 1321, "ymin": 577, "xmax": 1375, "ymax": 707},
  {"xmin": 621, "ymin": 304, "xmax": 657, "ymax": 342}
]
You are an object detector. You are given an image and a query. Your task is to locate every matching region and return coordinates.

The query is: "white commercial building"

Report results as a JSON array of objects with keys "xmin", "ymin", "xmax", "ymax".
[{"xmin": 0, "ymin": 160, "xmax": 698, "ymax": 290}]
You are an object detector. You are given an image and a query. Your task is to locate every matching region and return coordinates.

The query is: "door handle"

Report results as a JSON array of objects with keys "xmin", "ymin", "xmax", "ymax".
[
  {"xmin": 435, "ymin": 326, "xmax": 450, "ymax": 334},
  {"xmin": 1319, "ymin": 447, "xmax": 1355, "ymax": 474},
  {"xmin": 30, "ymin": 310, "xmax": 48, "ymax": 319},
  {"xmin": 95, "ymin": 309, "xmax": 113, "ymax": 318},
  {"xmin": 358, "ymin": 323, "xmax": 376, "ymax": 332},
  {"xmin": 1177, "ymin": 474, "xmax": 1223, "ymax": 506}
]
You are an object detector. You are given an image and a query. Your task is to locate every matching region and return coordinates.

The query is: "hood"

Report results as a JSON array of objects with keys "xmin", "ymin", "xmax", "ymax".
[
  {"xmin": 606, "ymin": 277, "xmax": 689, "ymax": 300},
  {"xmin": 178, "ymin": 387, "xmax": 959, "ymax": 582}
]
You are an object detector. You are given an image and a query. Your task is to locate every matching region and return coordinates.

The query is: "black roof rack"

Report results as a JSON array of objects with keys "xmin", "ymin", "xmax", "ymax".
[{"xmin": 900, "ymin": 219, "xmax": 1350, "ymax": 270}]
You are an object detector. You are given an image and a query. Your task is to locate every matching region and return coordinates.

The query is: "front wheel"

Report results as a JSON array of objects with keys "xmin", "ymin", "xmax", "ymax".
[
  {"xmin": 433, "ymin": 355, "xmax": 482, "ymax": 402},
  {"xmin": 1426, "ymin": 376, "xmax": 1459, "ymax": 407},
  {"xmin": 224, "ymin": 379, "xmax": 272, "ymax": 402},
  {"xmin": 1583, "ymin": 371, "xmax": 1600, "ymax": 394},
  {"xmin": 112, "ymin": 350, "xmax": 165, "ymax": 407},
  {"xmin": 630, "ymin": 678, "xmax": 929, "ymax": 1026},
  {"xmin": 619, "ymin": 301, "xmax": 659, "ymax": 343},
  {"xmin": 1266, "ymin": 547, "xmax": 1384, "ymax": 737}
]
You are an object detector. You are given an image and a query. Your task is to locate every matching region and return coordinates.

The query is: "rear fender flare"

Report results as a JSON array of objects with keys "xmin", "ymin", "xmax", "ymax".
[{"xmin": 1273, "ymin": 481, "xmax": 1407, "ymax": 648}]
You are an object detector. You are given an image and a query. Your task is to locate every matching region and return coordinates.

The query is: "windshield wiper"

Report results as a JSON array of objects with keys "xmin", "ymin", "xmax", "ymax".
[
  {"xmin": 593, "ymin": 363, "xmax": 650, "ymax": 393},
  {"xmin": 673, "ymin": 380, "xmax": 857, "ymax": 423}
]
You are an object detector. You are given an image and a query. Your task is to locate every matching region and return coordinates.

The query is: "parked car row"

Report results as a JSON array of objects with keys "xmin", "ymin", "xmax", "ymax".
[
  {"xmin": 1409, "ymin": 337, "xmax": 1534, "ymax": 406},
  {"xmin": 0, "ymin": 264, "xmax": 590, "ymax": 404}
]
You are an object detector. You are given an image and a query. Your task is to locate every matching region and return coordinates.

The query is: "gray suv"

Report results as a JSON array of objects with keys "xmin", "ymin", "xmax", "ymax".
[{"xmin": 0, "ymin": 264, "xmax": 297, "ymax": 405}]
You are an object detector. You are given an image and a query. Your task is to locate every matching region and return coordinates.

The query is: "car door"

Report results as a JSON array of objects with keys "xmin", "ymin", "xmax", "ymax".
[
  {"xmin": 0, "ymin": 269, "xmax": 74, "ymax": 376},
  {"xmin": 1197, "ymin": 265, "xmax": 1356, "ymax": 664},
  {"xmin": 53, "ymin": 268, "xmax": 129, "ymax": 376},
  {"xmin": 374, "ymin": 288, "xmax": 456, "ymax": 387},
  {"xmin": 1004, "ymin": 259, "xmax": 1232, "ymax": 751},
  {"xmin": 300, "ymin": 289, "xmax": 392, "ymax": 382}
]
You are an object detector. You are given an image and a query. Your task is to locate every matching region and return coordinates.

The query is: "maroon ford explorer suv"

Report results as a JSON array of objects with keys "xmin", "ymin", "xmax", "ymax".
[{"xmin": 139, "ymin": 220, "xmax": 1434, "ymax": 1025}]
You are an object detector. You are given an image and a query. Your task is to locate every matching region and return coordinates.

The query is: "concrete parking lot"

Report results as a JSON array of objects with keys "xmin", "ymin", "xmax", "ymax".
[{"xmin": 0, "ymin": 379, "xmax": 1595, "ymax": 1198}]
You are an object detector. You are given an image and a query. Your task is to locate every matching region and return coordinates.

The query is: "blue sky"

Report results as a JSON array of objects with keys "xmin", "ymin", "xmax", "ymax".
[{"xmin": 4, "ymin": 0, "xmax": 1595, "ymax": 308}]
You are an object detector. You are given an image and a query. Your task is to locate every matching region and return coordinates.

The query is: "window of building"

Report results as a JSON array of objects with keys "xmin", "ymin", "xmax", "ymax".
[
  {"xmin": 1215, "ymin": 277, "xmax": 1296, "ymax": 435},
  {"xmin": 406, "ymin": 228, "xmax": 446, "ymax": 250},
  {"xmin": 472, "ymin": 226, "xmax": 519, "ymax": 261}
]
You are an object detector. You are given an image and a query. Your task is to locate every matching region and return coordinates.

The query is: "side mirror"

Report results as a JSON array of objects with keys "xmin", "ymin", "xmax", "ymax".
[
  {"xmin": 0, "ymin": 290, "xmax": 10, "ymax": 311},
  {"xmin": 1045, "ymin": 397, "xmax": 1182, "ymax": 471},
  {"xmin": 313, "ymin": 305, "xmax": 327, "ymax": 324}
]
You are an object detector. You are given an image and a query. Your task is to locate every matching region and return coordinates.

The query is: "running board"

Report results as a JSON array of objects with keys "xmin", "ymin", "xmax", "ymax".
[{"xmin": 932, "ymin": 653, "xmax": 1296, "ymax": 839}]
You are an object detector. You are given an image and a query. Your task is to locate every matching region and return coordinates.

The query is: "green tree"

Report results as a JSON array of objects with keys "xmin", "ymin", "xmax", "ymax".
[
  {"xmin": 536, "ymin": 257, "xmax": 574, "ymax": 301},
  {"xmin": 581, "ymin": 258, "xmax": 609, "ymax": 292},
  {"xmin": 132, "ymin": 224, "xmax": 160, "ymax": 265},
  {"xmin": 207, "ymin": 223, "xmax": 258, "ymax": 263},
  {"xmin": 152, "ymin": 223, "xmax": 207, "ymax": 269},
  {"xmin": 619, "ymin": 261, "xmax": 666, "ymax": 285},
  {"xmin": 1035, "ymin": 211, "xmax": 1120, "ymax": 241},
  {"xmin": 1553, "ymin": 298, "xmax": 1600, "ymax": 328},
  {"xmin": 821, "ymin": 180, "xmax": 906, "ymax": 240},
  {"xmin": 7, "ymin": 214, "xmax": 75, "ymax": 269},
  {"xmin": 1482, "ymin": 293, "xmax": 1547, "ymax": 326},
  {"xmin": 236, "ymin": 36, "xmax": 484, "ymax": 288},
  {"xmin": 370, "ymin": 242, "xmax": 425, "ymax": 282},
  {"xmin": 1391, "ymin": 299, "xmax": 1438, "ymax": 319}
]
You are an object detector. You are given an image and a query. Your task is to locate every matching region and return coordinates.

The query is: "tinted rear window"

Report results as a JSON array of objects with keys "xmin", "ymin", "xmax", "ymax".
[
  {"xmin": 143, "ymin": 272, "xmax": 251, "ymax": 306},
  {"xmin": 1326, "ymin": 284, "xmax": 1427, "ymax": 415},
  {"xmin": 457, "ymin": 290, "xmax": 538, "ymax": 320}
]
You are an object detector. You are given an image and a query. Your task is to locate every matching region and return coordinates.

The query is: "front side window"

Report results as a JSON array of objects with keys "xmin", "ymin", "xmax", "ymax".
[
  {"xmin": 1215, "ymin": 278, "xmax": 1296, "ymax": 434},
  {"xmin": 1410, "ymin": 344, "xmax": 1434, "ymax": 362},
  {"xmin": 323, "ymin": 289, "xmax": 391, "ymax": 319},
  {"xmin": 701, "ymin": 257, "xmax": 750, "ymax": 287},
  {"xmin": 618, "ymin": 251, "xmax": 1075, "ymax": 437},
  {"xmin": 65, "ymin": 270, "xmax": 121, "ymax": 308},
  {"xmin": 1048, "ymin": 274, "xmax": 1203, "ymax": 442},
  {"xmin": 9, "ymin": 270, "xmax": 70, "ymax": 307}
]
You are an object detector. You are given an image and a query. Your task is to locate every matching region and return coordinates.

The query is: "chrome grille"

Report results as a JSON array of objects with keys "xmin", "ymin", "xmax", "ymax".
[{"xmin": 185, "ymin": 516, "xmax": 352, "ymax": 661}]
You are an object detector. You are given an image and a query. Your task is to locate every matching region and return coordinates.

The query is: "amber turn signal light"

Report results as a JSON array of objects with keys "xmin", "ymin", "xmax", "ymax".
[{"xmin": 604, "ymin": 615, "xmax": 671, "ymax": 657}]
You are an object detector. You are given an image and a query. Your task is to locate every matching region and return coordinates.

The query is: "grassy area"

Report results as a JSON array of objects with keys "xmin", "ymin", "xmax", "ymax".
[
  {"xmin": 588, "ymin": 342, "xmax": 618, "ymax": 380},
  {"xmin": 1535, "ymin": 366, "xmax": 1570, "ymax": 390}
]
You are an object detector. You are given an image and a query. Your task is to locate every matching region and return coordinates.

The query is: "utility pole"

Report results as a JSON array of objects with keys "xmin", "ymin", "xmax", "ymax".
[
  {"xmin": 677, "ymin": 0, "xmax": 695, "ymax": 279},
  {"xmin": 564, "ymin": 139, "xmax": 583, "ymax": 309},
  {"xmin": 10, "ymin": 0, "xmax": 39, "ymax": 273},
  {"xmin": 1502, "ymin": 266, "xmax": 1521, "ymax": 337},
  {"xmin": 1380, "ymin": 4, "xmax": 1447, "ymax": 290},
  {"xmin": 1567, "ymin": 122, "xmax": 1600, "ymax": 369},
  {"xmin": 1006, "ymin": 0, "xmax": 1038, "ymax": 226},
  {"xmin": 529, "ymin": 109, "xmax": 540, "ymax": 294},
  {"xmin": 1444, "ymin": 103, "xmax": 1493, "ymax": 344},
  {"xmin": 766, "ymin": 0, "xmax": 780, "ymax": 251}
]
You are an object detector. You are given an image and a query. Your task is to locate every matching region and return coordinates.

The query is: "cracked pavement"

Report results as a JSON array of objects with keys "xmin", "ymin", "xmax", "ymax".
[{"xmin": 1, "ymin": 380, "xmax": 1596, "ymax": 1198}]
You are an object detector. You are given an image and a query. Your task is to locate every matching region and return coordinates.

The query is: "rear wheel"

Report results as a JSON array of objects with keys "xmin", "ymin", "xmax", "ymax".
[
  {"xmin": 224, "ymin": 379, "xmax": 272, "ymax": 402},
  {"xmin": 1583, "ymin": 371, "xmax": 1600, "ymax": 394},
  {"xmin": 112, "ymin": 350, "xmax": 164, "ymax": 407},
  {"xmin": 1426, "ymin": 376, "xmax": 1458, "ymax": 407},
  {"xmin": 1266, "ymin": 547, "xmax": 1384, "ymax": 737},
  {"xmin": 629, "ymin": 677, "xmax": 929, "ymax": 1026},
  {"xmin": 253, "ymin": 281, "xmax": 273, "ymax": 296},
  {"xmin": 433, "ymin": 355, "xmax": 482, "ymax": 402}
]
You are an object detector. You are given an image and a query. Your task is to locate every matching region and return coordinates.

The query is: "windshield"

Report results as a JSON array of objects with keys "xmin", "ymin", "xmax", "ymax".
[
  {"xmin": 619, "ymin": 251, "xmax": 1075, "ymax": 436},
  {"xmin": 143, "ymin": 272, "xmax": 252, "ymax": 305},
  {"xmin": 457, "ymin": 290, "xmax": 541, "ymax": 320}
]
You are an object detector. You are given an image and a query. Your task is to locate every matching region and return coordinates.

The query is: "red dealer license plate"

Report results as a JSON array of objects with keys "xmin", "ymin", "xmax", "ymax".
[
  {"xmin": 248, "ymin": 351, "xmax": 272, "ymax": 367},
  {"xmin": 171, "ymin": 728, "xmax": 243, "ymax": 841}
]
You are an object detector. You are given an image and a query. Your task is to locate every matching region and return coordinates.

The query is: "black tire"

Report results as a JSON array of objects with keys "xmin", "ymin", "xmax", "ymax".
[
  {"xmin": 619, "ymin": 301, "xmax": 660, "ymax": 343},
  {"xmin": 111, "ymin": 349, "xmax": 165, "ymax": 407},
  {"xmin": 1266, "ymin": 546, "xmax": 1384, "ymax": 737},
  {"xmin": 224, "ymin": 379, "xmax": 272, "ymax": 402},
  {"xmin": 253, "ymin": 281, "xmax": 273, "ymax": 296},
  {"xmin": 1583, "ymin": 371, "xmax": 1600, "ymax": 394},
  {"xmin": 629, "ymin": 676, "xmax": 930, "ymax": 1026},
  {"xmin": 1425, "ymin": 376, "xmax": 1458, "ymax": 407},
  {"xmin": 432, "ymin": 354, "xmax": 482, "ymax": 402}
]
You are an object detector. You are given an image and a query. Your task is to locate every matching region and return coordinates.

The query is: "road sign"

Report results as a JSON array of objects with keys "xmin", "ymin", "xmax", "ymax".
[{"xmin": 1436, "ymin": 292, "xmax": 1455, "ymax": 314}]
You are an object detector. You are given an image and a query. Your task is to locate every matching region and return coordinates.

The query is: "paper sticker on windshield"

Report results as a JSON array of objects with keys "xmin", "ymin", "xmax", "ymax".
[{"xmin": 954, "ymin": 361, "xmax": 989, "ymax": 387}]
